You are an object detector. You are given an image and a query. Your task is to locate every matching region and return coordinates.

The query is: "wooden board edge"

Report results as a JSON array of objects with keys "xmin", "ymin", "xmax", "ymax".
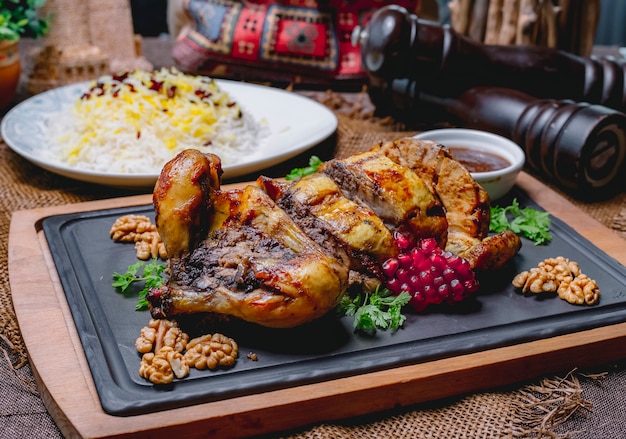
[{"xmin": 8, "ymin": 175, "xmax": 626, "ymax": 438}]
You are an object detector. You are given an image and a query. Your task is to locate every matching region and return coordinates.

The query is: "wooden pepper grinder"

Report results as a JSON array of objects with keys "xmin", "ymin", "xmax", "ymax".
[
  {"xmin": 376, "ymin": 77, "xmax": 626, "ymax": 197},
  {"xmin": 357, "ymin": 5, "xmax": 626, "ymax": 112},
  {"xmin": 357, "ymin": 5, "xmax": 626, "ymax": 197}
]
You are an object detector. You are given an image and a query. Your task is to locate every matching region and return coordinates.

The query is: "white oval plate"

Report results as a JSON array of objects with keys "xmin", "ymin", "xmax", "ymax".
[{"xmin": 1, "ymin": 80, "xmax": 337, "ymax": 189}]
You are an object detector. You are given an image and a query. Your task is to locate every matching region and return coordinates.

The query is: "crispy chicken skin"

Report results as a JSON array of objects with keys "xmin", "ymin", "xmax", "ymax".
[
  {"xmin": 257, "ymin": 173, "xmax": 398, "ymax": 278},
  {"xmin": 320, "ymin": 151, "xmax": 448, "ymax": 248},
  {"xmin": 374, "ymin": 137, "xmax": 521, "ymax": 271},
  {"xmin": 149, "ymin": 152, "xmax": 349, "ymax": 328}
]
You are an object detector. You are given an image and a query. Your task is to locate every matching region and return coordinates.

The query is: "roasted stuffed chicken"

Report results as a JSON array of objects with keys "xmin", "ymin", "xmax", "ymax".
[{"xmin": 147, "ymin": 138, "xmax": 522, "ymax": 328}]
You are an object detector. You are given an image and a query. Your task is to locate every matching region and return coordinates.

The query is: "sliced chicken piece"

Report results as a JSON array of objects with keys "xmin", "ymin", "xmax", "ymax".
[
  {"xmin": 320, "ymin": 150, "xmax": 448, "ymax": 248},
  {"xmin": 149, "ymin": 151, "xmax": 349, "ymax": 328},
  {"xmin": 460, "ymin": 230, "xmax": 522, "ymax": 272},
  {"xmin": 257, "ymin": 173, "xmax": 398, "ymax": 278},
  {"xmin": 373, "ymin": 137, "xmax": 490, "ymax": 240},
  {"xmin": 373, "ymin": 137, "xmax": 521, "ymax": 271}
]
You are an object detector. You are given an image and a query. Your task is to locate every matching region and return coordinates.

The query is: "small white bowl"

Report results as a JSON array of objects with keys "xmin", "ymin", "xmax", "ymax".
[{"xmin": 413, "ymin": 128, "xmax": 526, "ymax": 200}]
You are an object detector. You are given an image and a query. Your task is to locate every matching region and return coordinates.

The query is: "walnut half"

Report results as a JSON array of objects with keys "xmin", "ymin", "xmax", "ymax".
[
  {"xmin": 139, "ymin": 346, "xmax": 190, "ymax": 385},
  {"xmin": 135, "ymin": 319, "xmax": 189, "ymax": 354},
  {"xmin": 512, "ymin": 256, "xmax": 600, "ymax": 306},
  {"xmin": 110, "ymin": 214, "xmax": 167, "ymax": 260},
  {"xmin": 558, "ymin": 273, "xmax": 600, "ymax": 306},
  {"xmin": 184, "ymin": 333, "xmax": 239, "ymax": 370}
]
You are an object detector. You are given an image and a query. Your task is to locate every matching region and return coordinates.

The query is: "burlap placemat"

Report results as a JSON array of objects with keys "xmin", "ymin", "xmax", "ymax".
[{"xmin": 2, "ymin": 95, "xmax": 626, "ymax": 439}]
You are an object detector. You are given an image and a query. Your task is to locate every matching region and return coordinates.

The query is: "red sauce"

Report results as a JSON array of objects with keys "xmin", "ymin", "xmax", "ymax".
[{"xmin": 449, "ymin": 146, "xmax": 511, "ymax": 173}]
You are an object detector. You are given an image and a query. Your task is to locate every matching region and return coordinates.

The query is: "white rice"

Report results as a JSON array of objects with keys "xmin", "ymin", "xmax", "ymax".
[{"xmin": 44, "ymin": 68, "xmax": 269, "ymax": 174}]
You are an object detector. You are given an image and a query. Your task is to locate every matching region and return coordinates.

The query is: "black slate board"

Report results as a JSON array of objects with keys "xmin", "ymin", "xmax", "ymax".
[{"xmin": 42, "ymin": 189, "xmax": 626, "ymax": 416}]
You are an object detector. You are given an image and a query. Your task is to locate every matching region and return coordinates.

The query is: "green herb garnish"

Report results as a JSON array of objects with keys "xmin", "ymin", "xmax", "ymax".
[
  {"xmin": 285, "ymin": 155, "xmax": 323, "ymax": 180},
  {"xmin": 490, "ymin": 198, "xmax": 552, "ymax": 245},
  {"xmin": 337, "ymin": 287, "xmax": 411, "ymax": 333},
  {"xmin": 112, "ymin": 259, "xmax": 166, "ymax": 310}
]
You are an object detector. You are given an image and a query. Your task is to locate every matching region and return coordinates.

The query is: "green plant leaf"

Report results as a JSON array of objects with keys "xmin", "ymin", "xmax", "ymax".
[
  {"xmin": 112, "ymin": 259, "xmax": 166, "ymax": 311},
  {"xmin": 490, "ymin": 198, "xmax": 552, "ymax": 245},
  {"xmin": 337, "ymin": 287, "xmax": 410, "ymax": 334},
  {"xmin": 0, "ymin": 0, "xmax": 50, "ymax": 41},
  {"xmin": 285, "ymin": 156, "xmax": 323, "ymax": 180}
]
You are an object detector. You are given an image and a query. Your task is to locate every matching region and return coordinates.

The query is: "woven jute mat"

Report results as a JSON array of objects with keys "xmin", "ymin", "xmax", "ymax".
[{"xmin": 2, "ymin": 96, "xmax": 626, "ymax": 438}]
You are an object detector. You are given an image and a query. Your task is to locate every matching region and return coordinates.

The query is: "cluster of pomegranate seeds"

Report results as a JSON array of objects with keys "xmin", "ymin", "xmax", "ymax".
[{"xmin": 382, "ymin": 235, "xmax": 479, "ymax": 312}]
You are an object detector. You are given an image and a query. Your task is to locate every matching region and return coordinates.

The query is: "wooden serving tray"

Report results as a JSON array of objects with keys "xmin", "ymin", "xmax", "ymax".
[{"xmin": 9, "ymin": 173, "xmax": 626, "ymax": 438}]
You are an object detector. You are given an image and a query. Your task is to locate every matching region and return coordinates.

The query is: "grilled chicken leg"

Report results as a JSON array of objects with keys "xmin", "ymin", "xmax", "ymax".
[
  {"xmin": 149, "ymin": 150, "xmax": 349, "ymax": 328},
  {"xmin": 153, "ymin": 149, "xmax": 222, "ymax": 258}
]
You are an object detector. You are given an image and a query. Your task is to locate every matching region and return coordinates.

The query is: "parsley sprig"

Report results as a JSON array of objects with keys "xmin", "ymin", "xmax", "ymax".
[
  {"xmin": 112, "ymin": 259, "xmax": 166, "ymax": 310},
  {"xmin": 490, "ymin": 198, "xmax": 552, "ymax": 245},
  {"xmin": 285, "ymin": 156, "xmax": 323, "ymax": 180},
  {"xmin": 337, "ymin": 287, "xmax": 411, "ymax": 333}
]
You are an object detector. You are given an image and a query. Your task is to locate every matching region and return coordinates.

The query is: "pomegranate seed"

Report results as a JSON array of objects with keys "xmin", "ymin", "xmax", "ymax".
[
  {"xmin": 438, "ymin": 284, "xmax": 450, "ymax": 298},
  {"xmin": 396, "ymin": 268, "xmax": 410, "ymax": 283},
  {"xmin": 386, "ymin": 277, "xmax": 402, "ymax": 294},
  {"xmin": 464, "ymin": 280, "xmax": 480, "ymax": 294},
  {"xmin": 431, "ymin": 254, "xmax": 447, "ymax": 271},
  {"xmin": 442, "ymin": 267, "xmax": 456, "ymax": 282},
  {"xmin": 419, "ymin": 270, "xmax": 434, "ymax": 286},
  {"xmin": 382, "ymin": 235, "xmax": 480, "ymax": 312},
  {"xmin": 394, "ymin": 231, "xmax": 411, "ymax": 250},
  {"xmin": 411, "ymin": 247, "xmax": 426, "ymax": 265},
  {"xmin": 410, "ymin": 293, "xmax": 427, "ymax": 311},
  {"xmin": 398, "ymin": 253, "xmax": 413, "ymax": 268},
  {"xmin": 382, "ymin": 258, "xmax": 399, "ymax": 278},
  {"xmin": 422, "ymin": 284, "xmax": 436, "ymax": 300},
  {"xmin": 450, "ymin": 279, "xmax": 465, "ymax": 295},
  {"xmin": 409, "ymin": 274, "xmax": 422, "ymax": 290},
  {"xmin": 447, "ymin": 255, "xmax": 462, "ymax": 269}
]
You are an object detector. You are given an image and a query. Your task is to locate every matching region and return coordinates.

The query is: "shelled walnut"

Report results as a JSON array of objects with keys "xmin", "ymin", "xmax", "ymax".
[
  {"xmin": 135, "ymin": 320, "xmax": 189, "ymax": 385},
  {"xmin": 183, "ymin": 333, "xmax": 239, "ymax": 370},
  {"xmin": 135, "ymin": 319, "xmax": 189, "ymax": 354},
  {"xmin": 139, "ymin": 346, "xmax": 190, "ymax": 385},
  {"xmin": 135, "ymin": 319, "xmax": 238, "ymax": 384},
  {"xmin": 110, "ymin": 214, "xmax": 167, "ymax": 260},
  {"xmin": 557, "ymin": 273, "xmax": 600, "ymax": 306},
  {"xmin": 512, "ymin": 256, "xmax": 600, "ymax": 305}
]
